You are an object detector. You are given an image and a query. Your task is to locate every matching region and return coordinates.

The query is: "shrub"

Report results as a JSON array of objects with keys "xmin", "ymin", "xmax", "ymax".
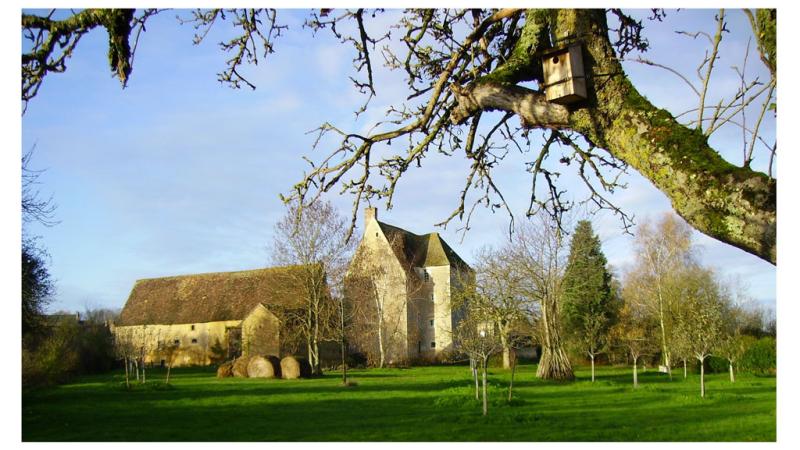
[
  {"xmin": 22, "ymin": 315, "xmax": 116, "ymax": 388},
  {"xmin": 741, "ymin": 337, "xmax": 776, "ymax": 376},
  {"xmin": 706, "ymin": 355, "xmax": 729, "ymax": 373}
]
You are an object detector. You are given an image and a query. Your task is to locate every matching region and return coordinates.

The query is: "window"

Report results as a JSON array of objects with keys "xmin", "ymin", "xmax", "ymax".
[
  {"xmin": 430, "ymin": 341, "xmax": 436, "ymax": 348},
  {"xmin": 423, "ymin": 271, "xmax": 429, "ymax": 282},
  {"xmin": 173, "ymin": 339, "xmax": 180, "ymax": 346},
  {"xmin": 191, "ymin": 338, "xmax": 198, "ymax": 344},
  {"xmin": 429, "ymin": 319, "xmax": 434, "ymax": 327},
  {"xmin": 191, "ymin": 324, "xmax": 195, "ymax": 331}
]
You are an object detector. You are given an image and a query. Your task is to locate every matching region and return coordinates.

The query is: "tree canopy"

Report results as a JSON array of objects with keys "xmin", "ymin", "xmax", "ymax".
[{"xmin": 22, "ymin": 8, "xmax": 777, "ymax": 264}]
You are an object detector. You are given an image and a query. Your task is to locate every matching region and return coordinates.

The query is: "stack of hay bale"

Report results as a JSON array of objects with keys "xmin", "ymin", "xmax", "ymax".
[{"xmin": 216, "ymin": 354, "xmax": 310, "ymax": 379}]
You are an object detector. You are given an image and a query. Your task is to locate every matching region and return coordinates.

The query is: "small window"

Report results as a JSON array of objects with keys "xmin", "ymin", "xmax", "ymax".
[
  {"xmin": 423, "ymin": 271, "xmax": 429, "ymax": 282},
  {"xmin": 191, "ymin": 338, "xmax": 198, "ymax": 344},
  {"xmin": 191, "ymin": 324, "xmax": 195, "ymax": 331},
  {"xmin": 173, "ymin": 339, "xmax": 180, "ymax": 346},
  {"xmin": 430, "ymin": 341, "xmax": 436, "ymax": 348},
  {"xmin": 429, "ymin": 319, "xmax": 434, "ymax": 327}
]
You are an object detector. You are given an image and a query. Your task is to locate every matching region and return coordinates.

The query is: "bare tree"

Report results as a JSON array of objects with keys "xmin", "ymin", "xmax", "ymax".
[
  {"xmin": 470, "ymin": 246, "xmax": 530, "ymax": 370},
  {"xmin": 716, "ymin": 279, "xmax": 756, "ymax": 383},
  {"xmin": 506, "ymin": 216, "xmax": 573, "ymax": 381},
  {"xmin": 674, "ymin": 267, "xmax": 725, "ymax": 398},
  {"xmin": 160, "ymin": 341, "xmax": 180, "ymax": 385},
  {"xmin": 625, "ymin": 213, "xmax": 694, "ymax": 378},
  {"xmin": 452, "ymin": 300, "xmax": 502, "ymax": 416},
  {"xmin": 345, "ymin": 229, "xmax": 427, "ymax": 368},
  {"xmin": 270, "ymin": 200, "xmax": 355, "ymax": 375},
  {"xmin": 114, "ymin": 330, "xmax": 136, "ymax": 389},
  {"xmin": 611, "ymin": 300, "xmax": 655, "ymax": 389}
]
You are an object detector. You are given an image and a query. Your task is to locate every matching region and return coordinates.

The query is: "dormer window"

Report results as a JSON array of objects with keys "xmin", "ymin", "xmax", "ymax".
[
  {"xmin": 191, "ymin": 338, "xmax": 198, "ymax": 344},
  {"xmin": 173, "ymin": 339, "xmax": 180, "ymax": 346}
]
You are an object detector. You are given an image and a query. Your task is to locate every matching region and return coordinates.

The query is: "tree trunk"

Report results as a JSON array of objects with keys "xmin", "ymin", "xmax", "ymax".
[
  {"xmin": 312, "ymin": 338, "xmax": 321, "ymax": 376},
  {"xmin": 633, "ymin": 356, "xmax": 638, "ymax": 388},
  {"xmin": 729, "ymin": 361, "xmax": 735, "ymax": 383},
  {"xmin": 683, "ymin": 359, "xmax": 687, "ymax": 379},
  {"xmin": 590, "ymin": 353, "xmax": 595, "ymax": 383},
  {"xmin": 142, "ymin": 359, "xmax": 146, "ymax": 384},
  {"xmin": 340, "ymin": 309, "xmax": 348, "ymax": 385},
  {"xmin": 166, "ymin": 363, "xmax": 172, "ymax": 385},
  {"xmin": 377, "ymin": 311, "xmax": 385, "ymax": 368},
  {"xmin": 124, "ymin": 356, "xmax": 130, "ymax": 389},
  {"xmin": 502, "ymin": 341, "xmax": 511, "ymax": 370},
  {"xmin": 508, "ymin": 350, "xmax": 517, "ymax": 402},
  {"xmin": 536, "ymin": 294, "xmax": 574, "ymax": 380},
  {"xmin": 700, "ymin": 358, "xmax": 705, "ymax": 398},
  {"xmin": 655, "ymin": 285, "xmax": 672, "ymax": 381},
  {"xmin": 472, "ymin": 358, "xmax": 479, "ymax": 400},
  {"xmin": 482, "ymin": 357, "xmax": 488, "ymax": 416},
  {"xmin": 134, "ymin": 358, "xmax": 140, "ymax": 382}
]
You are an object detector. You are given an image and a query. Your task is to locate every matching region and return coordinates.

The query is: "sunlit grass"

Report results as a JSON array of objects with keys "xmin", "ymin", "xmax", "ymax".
[{"xmin": 22, "ymin": 364, "xmax": 775, "ymax": 441}]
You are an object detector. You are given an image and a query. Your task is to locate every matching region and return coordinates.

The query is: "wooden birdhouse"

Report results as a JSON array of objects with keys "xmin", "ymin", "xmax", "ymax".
[{"xmin": 542, "ymin": 44, "xmax": 587, "ymax": 105}]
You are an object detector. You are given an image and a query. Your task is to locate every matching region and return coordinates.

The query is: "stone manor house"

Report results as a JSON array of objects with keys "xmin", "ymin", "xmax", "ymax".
[{"xmin": 113, "ymin": 208, "xmax": 471, "ymax": 367}]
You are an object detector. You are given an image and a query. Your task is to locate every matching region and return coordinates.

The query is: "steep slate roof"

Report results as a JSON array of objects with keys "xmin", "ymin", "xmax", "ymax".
[
  {"xmin": 116, "ymin": 266, "xmax": 306, "ymax": 326},
  {"xmin": 377, "ymin": 221, "xmax": 470, "ymax": 270}
]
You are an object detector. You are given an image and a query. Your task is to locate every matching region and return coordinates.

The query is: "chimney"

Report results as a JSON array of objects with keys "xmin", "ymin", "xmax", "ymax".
[{"xmin": 364, "ymin": 207, "xmax": 377, "ymax": 223}]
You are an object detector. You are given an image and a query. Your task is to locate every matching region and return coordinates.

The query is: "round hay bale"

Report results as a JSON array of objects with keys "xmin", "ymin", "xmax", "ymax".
[
  {"xmin": 232, "ymin": 356, "xmax": 251, "ymax": 378},
  {"xmin": 281, "ymin": 356, "xmax": 312, "ymax": 379},
  {"xmin": 247, "ymin": 355, "xmax": 281, "ymax": 378},
  {"xmin": 216, "ymin": 361, "xmax": 234, "ymax": 378}
]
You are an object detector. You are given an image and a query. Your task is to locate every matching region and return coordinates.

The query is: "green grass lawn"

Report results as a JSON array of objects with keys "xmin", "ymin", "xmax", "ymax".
[{"xmin": 22, "ymin": 364, "xmax": 775, "ymax": 441}]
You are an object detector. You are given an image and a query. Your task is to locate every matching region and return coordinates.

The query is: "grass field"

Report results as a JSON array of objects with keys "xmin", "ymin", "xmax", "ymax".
[{"xmin": 21, "ymin": 364, "xmax": 775, "ymax": 441}]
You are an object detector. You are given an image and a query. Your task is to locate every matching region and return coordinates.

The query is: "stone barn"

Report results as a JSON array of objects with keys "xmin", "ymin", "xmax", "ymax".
[{"xmin": 113, "ymin": 266, "xmax": 311, "ymax": 367}]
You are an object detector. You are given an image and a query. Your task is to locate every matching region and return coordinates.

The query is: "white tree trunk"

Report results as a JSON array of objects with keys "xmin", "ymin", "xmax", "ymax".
[
  {"xmin": 502, "ymin": 342, "xmax": 511, "ymax": 370},
  {"xmin": 471, "ymin": 358, "xmax": 479, "ymax": 400},
  {"xmin": 124, "ymin": 357, "xmax": 130, "ymax": 388},
  {"xmin": 482, "ymin": 357, "xmax": 488, "ymax": 416},
  {"xmin": 729, "ymin": 361, "xmax": 735, "ymax": 383},
  {"xmin": 633, "ymin": 357, "xmax": 638, "ymax": 388},
  {"xmin": 590, "ymin": 354, "xmax": 595, "ymax": 383},
  {"xmin": 683, "ymin": 359, "xmax": 687, "ymax": 379},
  {"xmin": 700, "ymin": 358, "xmax": 706, "ymax": 398}
]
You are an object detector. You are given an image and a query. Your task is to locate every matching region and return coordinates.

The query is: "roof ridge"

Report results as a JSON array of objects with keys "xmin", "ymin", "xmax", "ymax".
[{"xmin": 133, "ymin": 265, "xmax": 305, "ymax": 283}]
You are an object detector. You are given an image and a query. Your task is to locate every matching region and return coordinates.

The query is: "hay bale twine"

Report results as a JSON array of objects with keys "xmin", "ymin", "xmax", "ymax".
[
  {"xmin": 232, "ymin": 356, "xmax": 251, "ymax": 378},
  {"xmin": 247, "ymin": 355, "xmax": 281, "ymax": 378},
  {"xmin": 281, "ymin": 356, "xmax": 312, "ymax": 379},
  {"xmin": 216, "ymin": 361, "xmax": 234, "ymax": 378}
]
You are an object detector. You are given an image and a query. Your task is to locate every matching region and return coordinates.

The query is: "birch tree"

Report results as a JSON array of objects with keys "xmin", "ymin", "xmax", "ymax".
[
  {"xmin": 625, "ymin": 214, "xmax": 694, "ymax": 377},
  {"xmin": 271, "ymin": 200, "xmax": 354, "ymax": 375}
]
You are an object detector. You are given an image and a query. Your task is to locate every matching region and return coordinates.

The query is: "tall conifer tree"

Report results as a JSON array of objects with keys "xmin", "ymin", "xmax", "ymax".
[{"xmin": 562, "ymin": 220, "xmax": 617, "ymax": 382}]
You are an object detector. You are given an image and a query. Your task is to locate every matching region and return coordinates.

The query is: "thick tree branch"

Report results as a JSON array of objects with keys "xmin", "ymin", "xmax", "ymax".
[{"xmin": 450, "ymin": 83, "xmax": 569, "ymax": 128}]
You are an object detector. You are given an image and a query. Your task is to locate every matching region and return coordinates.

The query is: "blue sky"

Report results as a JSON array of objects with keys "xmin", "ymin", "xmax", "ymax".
[{"xmin": 19, "ymin": 9, "xmax": 777, "ymax": 314}]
